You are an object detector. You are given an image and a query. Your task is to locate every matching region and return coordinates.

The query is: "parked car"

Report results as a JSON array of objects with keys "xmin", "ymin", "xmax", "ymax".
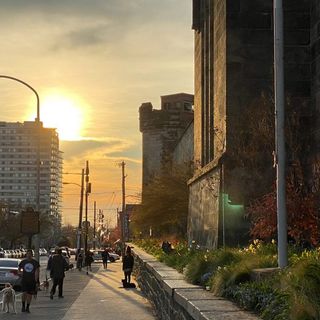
[
  {"xmin": 0, "ymin": 258, "xmax": 22, "ymax": 290},
  {"xmin": 91, "ymin": 250, "xmax": 120, "ymax": 263},
  {"xmin": 15, "ymin": 249, "xmax": 24, "ymax": 258},
  {"xmin": 3, "ymin": 250, "xmax": 11, "ymax": 258}
]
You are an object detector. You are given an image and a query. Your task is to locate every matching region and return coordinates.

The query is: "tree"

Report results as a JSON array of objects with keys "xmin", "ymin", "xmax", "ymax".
[
  {"xmin": 227, "ymin": 94, "xmax": 319, "ymax": 245},
  {"xmin": 132, "ymin": 164, "xmax": 192, "ymax": 239},
  {"xmin": 58, "ymin": 224, "xmax": 77, "ymax": 248}
]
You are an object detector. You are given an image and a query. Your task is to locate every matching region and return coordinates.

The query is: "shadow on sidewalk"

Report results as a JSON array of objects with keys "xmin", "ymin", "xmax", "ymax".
[{"xmin": 90, "ymin": 271, "xmax": 151, "ymax": 311}]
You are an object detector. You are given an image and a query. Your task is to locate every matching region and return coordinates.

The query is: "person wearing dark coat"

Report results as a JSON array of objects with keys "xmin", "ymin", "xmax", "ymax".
[
  {"xmin": 122, "ymin": 246, "xmax": 134, "ymax": 284},
  {"xmin": 47, "ymin": 248, "xmax": 68, "ymax": 299},
  {"xmin": 85, "ymin": 251, "xmax": 94, "ymax": 274},
  {"xmin": 101, "ymin": 248, "xmax": 110, "ymax": 270}
]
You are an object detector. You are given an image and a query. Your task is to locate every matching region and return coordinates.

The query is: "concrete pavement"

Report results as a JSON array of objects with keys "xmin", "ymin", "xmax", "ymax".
[{"xmin": 1, "ymin": 261, "xmax": 156, "ymax": 320}]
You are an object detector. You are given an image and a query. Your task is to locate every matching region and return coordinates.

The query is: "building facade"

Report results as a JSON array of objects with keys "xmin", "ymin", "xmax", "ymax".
[
  {"xmin": 0, "ymin": 121, "xmax": 62, "ymax": 218},
  {"xmin": 189, "ymin": 0, "xmax": 318, "ymax": 248},
  {"xmin": 139, "ymin": 93, "xmax": 194, "ymax": 193}
]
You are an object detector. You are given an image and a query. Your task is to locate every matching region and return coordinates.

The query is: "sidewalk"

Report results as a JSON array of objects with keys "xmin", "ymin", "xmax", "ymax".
[{"xmin": 1, "ymin": 261, "xmax": 156, "ymax": 320}]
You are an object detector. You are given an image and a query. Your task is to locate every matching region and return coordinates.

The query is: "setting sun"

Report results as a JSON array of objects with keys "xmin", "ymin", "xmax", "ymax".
[{"xmin": 31, "ymin": 94, "xmax": 85, "ymax": 140}]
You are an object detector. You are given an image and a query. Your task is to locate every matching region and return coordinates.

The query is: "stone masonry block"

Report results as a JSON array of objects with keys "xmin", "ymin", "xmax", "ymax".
[
  {"xmin": 162, "ymin": 279, "xmax": 201, "ymax": 297},
  {"xmin": 174, "ymin": 289, "xmax": 222, "ymax": 310}
]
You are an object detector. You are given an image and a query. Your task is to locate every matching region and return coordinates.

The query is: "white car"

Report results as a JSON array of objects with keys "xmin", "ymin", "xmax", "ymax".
[{"xmin": 91, "ymin": 250, "xmax": 120, "ymax": 263}]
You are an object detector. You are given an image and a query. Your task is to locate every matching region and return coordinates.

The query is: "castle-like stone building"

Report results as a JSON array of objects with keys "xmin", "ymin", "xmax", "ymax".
[
  {"xmin": 139, "ymin": 93, "xmax": 194, "ymax": 194},
  {"xmin": 188, "ymin": 0, "xmax": 320, "ymax": 248}
]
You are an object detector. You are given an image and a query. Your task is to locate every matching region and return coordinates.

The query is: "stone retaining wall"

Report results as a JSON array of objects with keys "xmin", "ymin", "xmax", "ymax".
[{"xmin": 132, "ymin": 245, "xmax": 260, "ymax": 320}]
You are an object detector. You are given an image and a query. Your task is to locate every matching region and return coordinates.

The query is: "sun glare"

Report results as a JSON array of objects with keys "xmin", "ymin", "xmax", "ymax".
[{"xmin": 31, "ymin": 94, "xmax": 85, "ymax": 140}]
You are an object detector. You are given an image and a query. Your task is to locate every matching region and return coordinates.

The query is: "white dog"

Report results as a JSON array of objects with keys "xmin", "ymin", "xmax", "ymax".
[{"xmin": 1, "ymin": 283, "xmax": 16, "ymax": 314}]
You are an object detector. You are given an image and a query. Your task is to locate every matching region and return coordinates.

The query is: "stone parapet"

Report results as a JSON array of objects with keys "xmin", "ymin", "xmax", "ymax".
[{"xmin": 132, "ymin": 245, "xmax": 260, "ymax": 320}]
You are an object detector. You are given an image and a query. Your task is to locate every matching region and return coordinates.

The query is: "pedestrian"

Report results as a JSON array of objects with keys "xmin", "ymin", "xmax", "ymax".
[
  {"xmin": 77, "ymin": 250, "xmax": 83, "ymax": 271},
  {"xmin": 47, "ymin": 248, "xmax": 69, "ymax": 299},
  {"xmin": 85, "ymin": 251, "xmax": 94, "ymax": 274},
  {"xmin": 101, "ymin": 248, "xmax": 109, "ymax": 270},
  {"xmin": 18, "ymin": 249, "xmax": 40, "ymax": 313},
  {"xmin": 122, "ymin": 246, "xmax": 134, "ymax": 284}
]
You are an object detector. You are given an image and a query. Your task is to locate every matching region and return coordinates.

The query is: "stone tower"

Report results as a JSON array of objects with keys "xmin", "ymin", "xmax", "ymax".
[{"xmin": 139, "ymin": 93, "xmax": 194, "ymax": 192}]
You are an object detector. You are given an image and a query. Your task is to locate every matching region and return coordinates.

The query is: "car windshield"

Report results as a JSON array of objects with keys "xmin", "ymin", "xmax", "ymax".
[{"xmin": 0, "ymin": 260, "xmax": 19, "ymax": 268}]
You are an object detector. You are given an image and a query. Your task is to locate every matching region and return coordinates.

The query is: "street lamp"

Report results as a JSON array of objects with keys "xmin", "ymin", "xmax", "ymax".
[
  {"xmin": 0, "ymin": 75, "xmax": 41, "ymax": 262},
  {"xmin": 63, "ymin": 170, "xmax": 84, "ymax": 256},
  {"xmin": 274, "ymin": 0, "xmax": 288, "ymax": 268}
]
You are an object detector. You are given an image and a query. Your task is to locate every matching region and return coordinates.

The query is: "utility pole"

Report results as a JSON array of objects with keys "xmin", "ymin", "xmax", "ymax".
[
  {"xmin": 99, "ymin": 209, "xmax": 104, "ymax": 244},
  {"xmin": 274, "ymin": 0, "xmax": 288, "ymax": 268},
  {"xmin": 120, "ymin": 161, "xmax": 126, "ymax": 257},
  {"xmin": 34, "ymin": 120, "xmax": 41, "ymax": 262},
  {"xmin": 84, "ymin": 161, "xmax": 91, "ymax": 254},
  {"xmin": 77, "ymin": 169, "xmax": 85, "ymax": 254},
  {"xmin": 93, "ymin": 201, "xmax": 96, "ymax": 250}
]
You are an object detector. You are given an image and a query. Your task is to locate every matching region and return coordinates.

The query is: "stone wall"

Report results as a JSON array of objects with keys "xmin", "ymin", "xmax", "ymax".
[
  {"xmin": 188, "ymin": 165, "xmax": 220, "ymax": 248},
  {"xmin": 189, "ymin": 0, "xmax": 316, "ymax": 249},
  {"xmin": 173, "ymin": 121, "xmax": 194, "ymax": 166},
  {"xmin": 133, "ymin": 245, "xmax": 259, "ymax": 320}
]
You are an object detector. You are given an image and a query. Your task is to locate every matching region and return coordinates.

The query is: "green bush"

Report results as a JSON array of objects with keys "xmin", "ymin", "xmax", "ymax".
[
  {"xmin": 184, "ymin": 249, "xmax": 241, "ymax": 285},
  {"xmin": 211, "ymin": 252, "xmax": 277, "ymax": 295},
  {"xmin": 283, "ymin": 252, "xmax": 320, "ymax": 320},
  {"xmin": 224, "ymin": 281, "xmax": 290, "ymax": 320}
]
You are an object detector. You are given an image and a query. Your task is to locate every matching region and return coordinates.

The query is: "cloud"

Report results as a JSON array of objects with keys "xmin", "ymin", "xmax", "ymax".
[
  {"xmin": 60, "ymin": 138, "xmax": 134, "ymax": 160},
  {"xmin": 51, "ymin": 26, "xmax": 107, "ymax": 50}
]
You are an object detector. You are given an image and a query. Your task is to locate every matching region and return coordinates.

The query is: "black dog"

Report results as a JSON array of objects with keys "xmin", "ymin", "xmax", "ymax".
[{"xmin": 122, "ymin": 279, "xmax": 136, "ymax": 288}]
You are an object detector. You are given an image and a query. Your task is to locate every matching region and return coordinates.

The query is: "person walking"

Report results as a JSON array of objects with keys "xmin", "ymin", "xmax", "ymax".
[
  {"xmin": 101, "ymin": 248, "xmax": 109, "ymax": 270},
  {"xmin": 47, "ymin": 248, "xmax": 68, "ymax": 299},
  {"xmin": 122, "ymin": 246, "xmax": 134, "ymax": 284},
  {"xmin": 18, "ymin": 249, "xmax": 40, "ymax": 313},
  {"xmin": 85, "ymin": 251, "xmax": 94, "ymax": 275},
  {"xmin": 76, "ymin": 250, "xmax": 83, "ymax": 271}
]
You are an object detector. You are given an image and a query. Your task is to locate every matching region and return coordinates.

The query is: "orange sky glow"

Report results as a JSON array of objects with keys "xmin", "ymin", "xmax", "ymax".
[{"xmin": 0, "ymin": 0, "xmax": 193, "ymax": 226}]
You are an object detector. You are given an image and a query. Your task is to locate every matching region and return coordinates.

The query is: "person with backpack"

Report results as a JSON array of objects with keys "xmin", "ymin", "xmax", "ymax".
[{"xmin": 47, "ymin": 248, "xmax": 68, "ymax": 299}]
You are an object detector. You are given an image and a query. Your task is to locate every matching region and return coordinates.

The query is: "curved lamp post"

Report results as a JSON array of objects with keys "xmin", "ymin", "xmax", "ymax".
[
  {"xmin": 63, "ymin": 170, "xmax": 85, "ymax": 255},
  {"xmin": 0, "ymin": 75, "xmax": 40, "ymax": 122},
  {"xmin": 0, "ymin": 75, "xmax": 41, "ymax": 261}
]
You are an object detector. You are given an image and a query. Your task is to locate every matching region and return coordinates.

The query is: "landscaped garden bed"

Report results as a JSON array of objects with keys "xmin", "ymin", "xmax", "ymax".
[{"xmin": 134, "ymin": 239, "xmax": 320, "ymax": 320}]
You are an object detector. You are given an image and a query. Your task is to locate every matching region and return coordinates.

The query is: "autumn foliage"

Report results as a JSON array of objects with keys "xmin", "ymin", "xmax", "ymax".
[{"xmin": 247, "ymin": 182, "xmax": 319, "ymax": 246}]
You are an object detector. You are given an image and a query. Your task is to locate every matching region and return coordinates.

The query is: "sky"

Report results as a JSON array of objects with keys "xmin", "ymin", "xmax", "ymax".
[{"xmin": 0, "ymin": 0, "xmax": 194, "ymax": 226}]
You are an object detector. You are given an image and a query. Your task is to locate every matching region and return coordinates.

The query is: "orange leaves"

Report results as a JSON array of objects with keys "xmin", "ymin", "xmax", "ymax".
[{"xmin": 248, "ymin": 182, "xmax": 319, "ymax": 246}]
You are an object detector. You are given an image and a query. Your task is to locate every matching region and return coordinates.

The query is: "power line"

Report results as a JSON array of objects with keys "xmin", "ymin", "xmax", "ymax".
[{"xmin": 62, "ymin": 207, "xmax": 117, "ymax": 211}]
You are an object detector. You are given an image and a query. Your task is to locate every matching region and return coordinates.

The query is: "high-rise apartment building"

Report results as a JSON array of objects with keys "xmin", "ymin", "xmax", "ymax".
[{"xmin": 0, "ymin": 121, "xmax": 62, "ymax": 218}]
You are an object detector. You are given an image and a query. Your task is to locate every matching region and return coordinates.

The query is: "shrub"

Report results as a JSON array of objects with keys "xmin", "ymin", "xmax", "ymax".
[
  {"xmin": 211, "ymin": 252, "xmax": 277, "ymax": 295},
  {"xmin": 224, "ymin": 281, "xmax": 290, "ymax": 320},
  {"xmin": 134, "ymin": 239, "xmax": 320, "ymax": 320},
  {"xmin": 282, "ymin": 252, "xmax": 320, "ymax": 319},
  {"xmin": 184, "ymin": 249, "xmax": 241, "ymax": 285}
]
